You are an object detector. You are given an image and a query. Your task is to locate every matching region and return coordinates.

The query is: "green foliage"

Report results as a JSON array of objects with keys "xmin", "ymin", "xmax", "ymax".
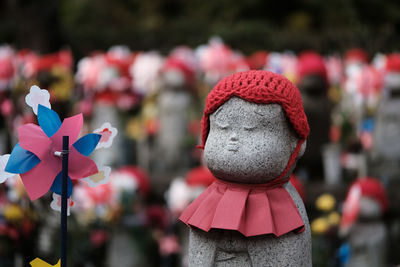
[{"xmin": 0, "ymin": 0, "xmax": 400, "ymax": 54}]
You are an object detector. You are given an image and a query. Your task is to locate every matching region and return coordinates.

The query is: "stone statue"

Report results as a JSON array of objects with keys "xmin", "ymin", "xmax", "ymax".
[
  {"xmin": 156, "ymin": 52, "xmax": 196, "ymax": 178},
  {"xmin": 340, "ymin": 177, "xmax": 388, "ymax": 267},
  {"xmin": 296, "ymin": 51, "xmax": 332, "ymax": 180},
  {"xmin": 180, "ymin": 70, "xmax": 312, "ymax": 266},
  {"xmin": 372, "ymin": 54, "xmax": 400, "ymax": 181}
]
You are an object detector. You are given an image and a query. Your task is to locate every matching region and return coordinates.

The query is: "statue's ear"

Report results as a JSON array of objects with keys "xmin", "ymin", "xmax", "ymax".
[{"xmin": 298, "ymin": 140, "xmax": 307, "ymax": 158}]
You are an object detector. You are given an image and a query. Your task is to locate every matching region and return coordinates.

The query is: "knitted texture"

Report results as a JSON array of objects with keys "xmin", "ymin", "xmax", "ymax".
[{"xmin": 201, "ymin": 70, "xmax": 309, "ymax": 147}]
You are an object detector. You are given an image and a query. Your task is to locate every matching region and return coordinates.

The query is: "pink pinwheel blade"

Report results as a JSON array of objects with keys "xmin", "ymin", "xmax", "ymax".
[
  {"xmin": 51, "ymin": 114, "xmax": 83, "ymax": 151},
  {"xmin": 20, "ymin": 159, "xmax": 60, "ymax": 200},
  {"xmin": 68, "ymin": 147, "xmax": 98, "ymax": 179},
  {"xmin": 18, "ymin": 123, "xmax": 52, "ymax": 160}
]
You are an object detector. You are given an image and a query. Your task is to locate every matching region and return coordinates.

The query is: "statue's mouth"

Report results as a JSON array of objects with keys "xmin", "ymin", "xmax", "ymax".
[{"xmin": 227, "ymin": 142, "xmax": 238, "ymax": 152}]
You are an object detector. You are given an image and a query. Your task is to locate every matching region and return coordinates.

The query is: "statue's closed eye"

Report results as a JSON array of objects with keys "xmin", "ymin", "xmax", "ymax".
[
  {"xmin": 243, "ymin": 125, "xmax": 256, "ymax": 131},
  {"xmin": 216, "ymin": 121, "xmax": 229, "ymax": 130}
]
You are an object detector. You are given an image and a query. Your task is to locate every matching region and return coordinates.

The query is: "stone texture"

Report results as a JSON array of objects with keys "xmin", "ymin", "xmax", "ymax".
[
  {"xmin": 204, "ymin": 97, "xmax": 299, "ymax": 184},
  {"xmin": 156, "ymin": 85, "xmax": 192, "ymax": 176},
  {"xmin": 297, "ymin": 75, "xmax": 332, "ymax": 180},
  {"xmin": 343, "ymin": 197, "xmax": 387, "ymax": 267},
  {"xmin": 188, "ymin": 97, "xmax": 311, "ymax": 266},
  {"xmin": 345, "ymin": 222, "xmax": 387, "ymax": 267},
  {"xmin": 371, "ymin": 73, "xmax": 400, "ymax": 181}
]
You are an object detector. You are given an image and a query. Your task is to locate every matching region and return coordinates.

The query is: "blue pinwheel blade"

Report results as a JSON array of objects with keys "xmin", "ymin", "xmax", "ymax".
[
  {"xmin": 73, "ymin": 133, "xmax": 101, "ymax": 156},
  {"xmin": 50, "ymin": 172, "xmax": 73, "ymax": 198},
  {"xmin": 5, "ymin": 143, "xmax": 40, "ymax": 174},
  {"xmin": 37, "ymin": 104, "xmax": 62, "ymax": 138}
]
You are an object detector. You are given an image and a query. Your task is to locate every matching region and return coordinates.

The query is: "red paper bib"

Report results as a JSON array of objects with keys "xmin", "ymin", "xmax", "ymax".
[{"xmin": 179, "ymin": 177, "xmax": 304, "ymax": 237}]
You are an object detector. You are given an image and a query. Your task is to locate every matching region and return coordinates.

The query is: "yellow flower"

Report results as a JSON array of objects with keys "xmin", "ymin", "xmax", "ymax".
[
  {"xmin": 316, "ymin": 193, "xmax": 336, "ymax": 212},
  {"xmin": 126, "ymin": 117, "xmax": 145, "ymax": 141},
  {"xmin": 311, "ymin": 217, "xmax": 329, "ymax": 234},
  {"xmin": 328, "ymin": 86, "xmax": 342, "ymax": 103},
  {"xmin": 4, "ymin": 204, "xmax": 24, "ymax": 222},
  {"xmin": 328, "ymin": 211, "xmax": 341, "ymax": 226},
  {"xmin": 49, "ymin": 66, "xmax": 73, "ymax": 100}
]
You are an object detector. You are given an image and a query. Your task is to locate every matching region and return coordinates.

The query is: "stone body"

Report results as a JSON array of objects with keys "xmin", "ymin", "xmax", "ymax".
[
  {"xmin": 344, "ymin": 197, "xmax": 387, "ymax": 267},
  {"xmin": 92, "ymin": 104, "xmax": 122, "ymax": 166},
  {"xmin": 298, "ymin": 75, "xmax": 332, "ymax": 180},
  {"xmin": 156, "ymin": 74, "xmax": 192, "ymax": 177},
  {"xmin": 189, "ymin": 97, "xmax": 311, "ymax": 267},
  {"xmin": 372, "ymin": 73, "xmax": 400, "ymax": 181}
]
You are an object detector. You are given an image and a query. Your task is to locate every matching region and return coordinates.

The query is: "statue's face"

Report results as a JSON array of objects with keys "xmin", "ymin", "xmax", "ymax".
[{"xmin": 204, "ymin": 97, "xmax": 300, "ymax": 184}]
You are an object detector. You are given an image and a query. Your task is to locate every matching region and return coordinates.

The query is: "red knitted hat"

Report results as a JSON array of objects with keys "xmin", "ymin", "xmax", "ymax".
[
  {"xmin": 201, "ymin": 70, "xmax": 309, "ymax": 146},
  {"xmin": 200, "ymin": 70, "xmax": 309, "ymax": 180}
]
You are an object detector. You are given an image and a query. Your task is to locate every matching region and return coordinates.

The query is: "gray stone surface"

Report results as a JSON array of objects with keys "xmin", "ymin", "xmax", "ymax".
[
  {"xmin": 156, "ymin": 85, "xmax": 192, "ymax": 175},
  {"xmin": 204, "ymin": 97, "xmax": 300, "ymax": 184},
  {"xmin": 92, "ymin": 104, "xmax": 122, "ymax": 166},
  {"xmin": 188, "ymin": 97, "xmax": 311, "ymax": 266},
  {"xmin": 371, "ymin": 73, "xmax": 400, "ymax": 181},
  {"xmin": 343, "ymin": 197, "xmax": 387, "ymax": 267},
  {"xmin": 345, "ymin": 222, "xmax": 387, "ymax": 267}
]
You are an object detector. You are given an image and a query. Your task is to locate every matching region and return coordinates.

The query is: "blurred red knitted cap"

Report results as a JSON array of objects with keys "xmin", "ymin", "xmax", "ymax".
[
  {"xmin": 35, "ymin": 50, "xmax": 73, "ymax": 71},
  {"xmin": 185, "ymin": 166, "xmax": 216, "ymax": 187},
  {"xmin": 297, "ymin": 51, "xmax": 327, "ymax": 83},
  {"xmin": 386, "ymin": 53, "xmax": 400, "ymax": 73},
  {"xmin": 341, "ymin": 177, "xmax": 388, "ymax": 229},
  {"xmin": 353, "ymin": 177, "xmax": 388, "ymax": 212},
  {"xmin": 162, "ymin": 57, "xmax": 196, "ymax": 84},
  {"xmin": 345, "ymin": 48, "xmax": 369, "ymax": 63},
  {"xmin": 118, "ymin": 166, "xmax": 151, "ymax": 196},
  {"xmin": 247, "ymin": 51, "xmax": 268, "ymax": 70}
]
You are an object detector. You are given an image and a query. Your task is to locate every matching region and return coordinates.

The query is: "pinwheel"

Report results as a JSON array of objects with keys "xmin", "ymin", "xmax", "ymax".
[
  {"xmin": 0, "ymin": 85, "xmax": 117, "ymax": 267},
  {"xmin": 5, "ymin": 104, "xmax": 100, "ymax": 200}
]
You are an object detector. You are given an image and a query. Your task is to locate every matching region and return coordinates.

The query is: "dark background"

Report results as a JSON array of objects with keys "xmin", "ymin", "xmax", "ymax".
[{"xmin": 1, "ymin": 0, "xmax": 400, "ymax": 58}]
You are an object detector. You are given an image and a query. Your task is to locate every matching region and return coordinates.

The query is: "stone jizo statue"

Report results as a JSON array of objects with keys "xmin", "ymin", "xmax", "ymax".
[
  {"xmin": 340, "ymin": 177, "xmax": 388, "ymax": 267},
  {"xmin": 180, "ymin": 70, "xmax": 312, "ymax": 267}
]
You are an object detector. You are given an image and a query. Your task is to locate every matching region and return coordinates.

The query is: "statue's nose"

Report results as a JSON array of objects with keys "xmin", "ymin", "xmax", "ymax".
[{"xmin": 229, "ymin": 132, "xmax": 238, "ymax": 142}]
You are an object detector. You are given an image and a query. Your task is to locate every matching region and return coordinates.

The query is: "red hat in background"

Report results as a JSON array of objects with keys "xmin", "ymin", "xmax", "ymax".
[
  {"xmin": 356, "ymin": 177, "xmax": 388, "ymax": 212},
  {"xmin": 162, "ymin": 46, "xmax": 197, "ymax": 85},
  {"xmin": 345, "ymin": 48, "xmax": 369, "ymax": 64},
  {"xmin": 118, "ymin": 166, "xmax": 151, "ymax": 196},
  {"xmin": 297, "ymin": 51, "xmax": 327, "ymax": 84},
  {"xmin": 162, "ymin": 57, "xmax": 196, "ymax": 85},
  {"xmin": 386, "ymin": 53, "xmax": 400, "ymax": 73},
  {"xmin": 247, "ymin": 51, "xmax": 268, "ymax": 70},
  {"xmin": 341, "ymin": 177, "xmax": 388, "ymax": 229},
  {"xmin": 35, "ymin": 50, "xmax": 73, "ymax": 72},
  {"xmin": 185, "ymin": 166, "xmax": 216, "ymax": 187}
]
